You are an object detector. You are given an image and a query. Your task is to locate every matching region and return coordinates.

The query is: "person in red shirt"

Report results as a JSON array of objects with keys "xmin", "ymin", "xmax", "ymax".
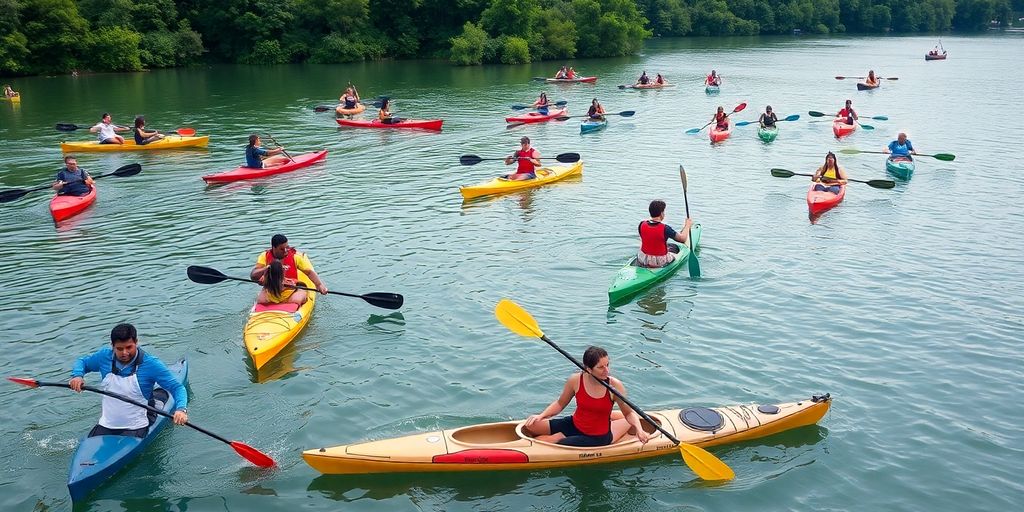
[
  {"xmin": 710, "ymin": 106, "xmax": 730, "ymax": 131},
  {"xmin": 705, "ymin": 70, "xmax": 721, "ymax": 86},
  {"xmin": 637, "ymin": 200, "xmax": 693, "ymax": 268},
  {"xmin": 504, "ymin": 136, "xmax": 541, "ymax": 181},
  {"xmin": 523, "ymin": 346, "xmax": 650, "ymax": 447},
  {"xmin": 836, "ymin": 99, "xmax": 858, "ymax": 125}
]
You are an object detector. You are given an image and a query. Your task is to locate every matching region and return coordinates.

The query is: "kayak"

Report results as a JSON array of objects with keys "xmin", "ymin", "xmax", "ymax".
[
  {"xmin": 832, "ymin": 120, "xmax": 856, "ymax": 138},
  {"xmin": 243, "ymin": 271, "xmax": 316, "ymax": 370},
  {"xmin": 68, "ymin": 358, "xmax": 187, "ymax": 502},
  {"xmin": 608, "ymin": 224, "xmax": 701, "ymax": 304},
  {"xmin": 201, "ymin": 150, "xmax": 328, "ymax": 183},
  {"xmin": 925, "ymin": 52, "xmax": 947, "ymax": 61},
  {"xmin": 709, "ymin": 124, "xmax": 732, "ymax": 142},
  {"xmin": 1, "ymin": 94, "xmax": 20, "ymax": 103},
  {"xmin": 302, "ymin": 393, "xmax": 831, "ymax": 475},
  {"xmin": 335, "ymin": 104, "xmax": 366, "ymax": 116},
  {"xmin": 626, "ymin": 83, "xmax": 672, "ymax": 89},
  {"xmin": 505, "ymin": 108, "xmax": 568, "ymax": 124},
  {"xmin": 705, "ymin": 85, "xmax": 720, "ymax": 95},
  {"xmin": 60, "ymin": 136, "xmax": 209, "ymax": 152},
  {"xmin": 856, "ymin": 82, "xmax": 880, "ymax": 91},
  {"xmin": 885, "ymin": 156, "xmax": 915, "ymax": 180},
  {"xmin": 580, "ymin": 118, "xmax": 607, "ymax": 134},
  {"xmin": 460, "ymin": 161, "xmax": 583, "ymax": 200},
  {"xmin": 757, "ymin": 126, "xmax": 779, "ymax": 143},
  {"xmin": 336, "ymin": 118, "xmax": 443, "ymax": 131},
  {"xmin": 807, "ymin": 182, "xmax": 846, "ymax": 215},
  {"xmin": 50, "ymin": 187, "xmax": 97, "ymax": 223},
  {"xmin": 544, "ymin": 76, "xmax": 597, "ymax": 83}
]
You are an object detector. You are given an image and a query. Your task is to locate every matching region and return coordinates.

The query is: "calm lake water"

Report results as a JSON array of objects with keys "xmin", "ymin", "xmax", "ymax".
[{"xmin": 1, "ymin": 34, "xmax": 1022, "ymax": 511}]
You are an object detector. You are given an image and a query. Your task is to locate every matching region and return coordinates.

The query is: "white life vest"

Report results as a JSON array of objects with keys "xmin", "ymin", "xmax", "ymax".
[{"xmin": 97, "ymin": 354, "xmax": 148, "ymax": 430}]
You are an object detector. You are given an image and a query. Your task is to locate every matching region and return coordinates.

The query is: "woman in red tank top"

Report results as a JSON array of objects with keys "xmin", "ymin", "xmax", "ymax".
[{"xmin": 523, "ymin": 346, "xmax": 651, "ymax": 447}]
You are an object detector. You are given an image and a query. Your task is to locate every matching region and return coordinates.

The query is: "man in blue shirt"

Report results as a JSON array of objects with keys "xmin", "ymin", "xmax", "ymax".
[
  {"xmin": 885, "ymin": 132, "xmax": 916, "ymax": 158},
  {"xmin": 52, "ymin": 156, "xmax": 94, "ymax": 196},
  {"xmin": 70, "ymin": 323, "xmax": 188, "ymax": 438}
]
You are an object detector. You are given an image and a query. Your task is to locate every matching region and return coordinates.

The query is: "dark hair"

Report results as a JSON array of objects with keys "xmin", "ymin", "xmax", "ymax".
[
  {"xmin": 649, "ymin": 200, "xmax": 666, "ymax": 217},
  {"xmin": 134, "ymin": 116, "xmax": 145, "ymax": 129},
  {"xmin": 583, "ymin": 346, "xmax": 608, "ymax": 369},
  {"xmin": 110, "ymin": 323, "xmax": 137, "ymax": 344},
  {"xmin": 100, "ymin": 112, "xmax": 110, "ymax": 120},
  {"xmin": 766, "ymin": 105, "xmax": 773, "ymax": 111},
  {"xmin": 845, "ymin": 99, "xmax": 852, "ymax": 105},
  {"xmin": 247, "ymin": 133, "xmax": 259, "ymax": 148},
  {"xmin": 539, "ymin": 92, "xmax": 547, "ymax": 100},
  {"xmin": 519, "ymin": 136, "xmax": 530, "ymax": 144},
  {"xmin": 264, "ymin": 260, "xmax": 285, "ymax": 298},
  {"xmin": 824, "ymin": 151, "xmax": 838, "ymax": 170},
  {"xmin": 591, "ymin": 98, "xmax": 599, "ymax": 106},
  {"xmin": 64, "ymin": 155, "xmax": 76, "ymax": 164},
  {"xmin": 271, "ymin": 234, "xmax": 288, "ymax": 247},
  {"xmin": 380, "ymin": 98, "xmax": 390, "ymax": 110}
]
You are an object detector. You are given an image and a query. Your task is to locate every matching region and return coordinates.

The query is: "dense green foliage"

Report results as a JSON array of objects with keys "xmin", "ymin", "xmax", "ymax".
[{"xmin": 0, "ymin": 0, "xmax": 1015, "ymax": 75}]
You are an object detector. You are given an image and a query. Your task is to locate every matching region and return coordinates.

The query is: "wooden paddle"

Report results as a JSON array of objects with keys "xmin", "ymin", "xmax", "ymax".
[
  {"xmin": 494, "ymin": 299, "xmax": 734, "ymax": 481},
  {"xmin": 679, "ymin": 166, "xmax": 700, "ymax": 278},
  {"xmin": 555, "ymin": 110, "xmax": 634, "ymax": 121},
  {"xmin": 186, "ymin": 265, "xmax": 404, "ymax": 310},
  {"xmin": 261, "ymin": 132, "xmax": 294, "ymax": 161},
  {"xmin": 460, "ymin": 153, "xmax": 580, "ymax": 166},
  {"xmin": 735, "ymin": 114, "xmax": 799, "ymax": 127},
  {"xmin": 7, "ymin": 376, "xmax": 275, "ymax": 468},
  {"xmin": 686, "ymin": 103, "xmax": 747, "ymax": 134},
  {"xmin": 835, "ymin": 76, "xmax": 898, "ymax": 80},
  {"xmin": 770, "ymin": 168, "xmax": 895, "ymax": 189},
  {"xmin": 839, "ymin": 148, "xmax": 956, "ymax": 161},
  {"xmin": 808, "ymin": 111, "xmax": 888, "ymax": 121},
  {"xmin": 0, "ymin": 163, "xmax": 141, "ymax": 203},
  {"xmin": 511, "ymin": 100, "xmax": 568, "ymax": 110}
]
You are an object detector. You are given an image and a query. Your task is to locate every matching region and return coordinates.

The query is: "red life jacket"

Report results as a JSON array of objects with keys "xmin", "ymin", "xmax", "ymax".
[
  {"xmin": 264, "ymin": 248, "xmax": 298, "ymax": 280},
  {"xmin": 707, "ymin": 74, "xmax": 718, "ymax": 85},
  {"xmin": 838, "ymin": 107, "xmax": 854, "ymax": 118},
  {"xmin": 571, "ymin": 373, "xmax": 612, "ymax": 436},
  {"xmin": 638, "ymin": 220, "xmax": 669, "ymax": 256},
  {"xmin": 516, "ymin": 148, "xmax": 538, "ymax": 174}
]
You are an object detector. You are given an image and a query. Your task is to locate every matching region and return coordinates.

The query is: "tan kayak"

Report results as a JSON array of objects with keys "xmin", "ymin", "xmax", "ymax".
[
  {"xmin": 302, "ymin": 393, "xmax": 831, "ymax": 474},
  {"xmin": 243, "ymin": 271, "xmax": 316, "ymax": 370}
]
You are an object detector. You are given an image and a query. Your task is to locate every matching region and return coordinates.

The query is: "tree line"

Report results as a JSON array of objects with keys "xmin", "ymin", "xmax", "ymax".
[{"xmin": 0, "ymin": 0, "xmax": 1018, "ymax": 75}]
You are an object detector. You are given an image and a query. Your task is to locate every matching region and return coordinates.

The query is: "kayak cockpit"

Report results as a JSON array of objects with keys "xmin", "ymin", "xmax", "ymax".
[{"xmin": 447, "ymin": 418, "xmax": 663, "ymax": 449}]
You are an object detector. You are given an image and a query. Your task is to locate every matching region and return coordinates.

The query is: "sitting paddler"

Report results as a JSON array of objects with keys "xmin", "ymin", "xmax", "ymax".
[
  {"xmin": 865, "ymin": 70, "xmax": 879, "ymax": 87},
  {"xmin": 836, "ymin": 99, "xmax": 858, "ymax": 125},
  {"xmin": 811, "ymin": 151, "xmax": 848, "ymax": 194},
  {"xmin": 531, "ymin": 92, "xmax": 551, "ymax": 115},
  {"xmin": 3, "ymin": 84, "xmax": 18, "ymax": 99},
  {"xmin": 132, "ymin": 116, "xmax": 165, "ymax": 145},
  {"xmin": 587, "ymin": 98, "xmax": 605, "ymax": 120},
  {"xmin": 339, "ymin": 85, "xmax": 360, "ymax": 110},
  {"xmin": 636, "ymin": 70, "xmax": 650, "ymax": 85},
  {"xmin": 759, "ymin": 105, "xmax": 778, "ymax": 129},
  {"xmin": 566, "ymin": 67, "xmax": 577, "ymax": 79},
  {"xmin": 554, "ymin": 66, "xmax": 567, "ymax": 79},
  {"xmin": 654, "ymin": 73, "xmax": 666, "ymax": 85},
  {"xmin": 711, "ymin": 106, "xmax": 730, "ymax": 131},
  {"xmin": 245, "ymin": 134, "xmax": 289, "ymax": 169},
  {"xmin": 636, "ymin": 199, "xmax": 693, "ymax": 268},
  {"xmin": 52, "ymin": 156, "xmax": 94, "ymax": 197},
  {"xmin": 705, "ymin": 70, "xmax": 721, "ymax": 86},
  {"xmin": 69, "ymin": 323, "xmax": 188, "ymax": 437},
  {"xmin": 884, "ymin": 132, "xmax": 916, "ymax": 158},
  {"xmin": 524, "ymin": 346, "xmax": 650, "ymax": 447},
  {"xmin": 504, "ymin": 136, "xmax": 541, "ymax": 181},
  {"xmin": 378, "ymin": 98, "xmax": 403, "ymax": 124},
  {"xmin": 90, "ymin": 113, "xmax": 129, "ymax": 145},
  {"xmin": 251, "ymin": 234, "xmax": 328, "ymax": 305}
]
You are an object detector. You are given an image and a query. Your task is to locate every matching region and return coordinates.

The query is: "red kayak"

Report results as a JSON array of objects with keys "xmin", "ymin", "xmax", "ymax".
[
  {"xmin": 50, "ymin": 187, "xmax": 97, "ymax": 223},
  {"xmin": 709, "ymin": 124, "xmax": 732, "ymax": 143},
  {"xmin": 505, "ymin": 108, "xmax": 568, "ymax": 124},
  {"xmin": 336, "ymin": 118, "xmax": 443, "ymax": 131},
  {"xmin": 806, "ymin": 183, "xmax": 846, "ymax": 215},
  {"xmin": 832, "ymin": 120, "xmax": 857, "ymax": 138},
  {"xmin": 202, "ymin": 150, "xmax": 328, "ymax": 183},
  {"xmin": 545, "ymin": 77, "xmax": 597, "ymax": 83}
]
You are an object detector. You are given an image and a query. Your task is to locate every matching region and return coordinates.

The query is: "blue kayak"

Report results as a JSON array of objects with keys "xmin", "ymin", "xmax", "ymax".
[
  {"xmin": 580, "ymin": 118, "xmax": 607, "ymax": 134},
  {"xmin": 67, "ymin": 358, "xmax": 188, "ymax": 502}
]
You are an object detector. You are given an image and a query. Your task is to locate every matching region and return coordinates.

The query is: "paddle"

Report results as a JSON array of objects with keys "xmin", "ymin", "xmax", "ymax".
[
  {"xmin": 7, "ymin": 376, "xmax": 275, "ymax": 468},
  {"xmin": 493, "ymin": 299, "xmax": 734, "ymax": 481},
  {"xmin": 554, "ymin": 110, "xmax": 634, "ymax": 121},
  {"xmin": 313, "ymin": 95, "xmax": 389, "ymax": 113},
  {"xmin": 261, "ymin": 132, "xmax": 293, "ymax": 161},
  {"xmin": 838, "ymin": 148, "xmax": 956, "ymax": 161},
  {"xmin": 55, "ymin": 122, "xmax": 129, "ymax": 132},
  {"xmin": 807, "ymin": 111, "xmax": 888, "ymax": 121},
  {"xmin": 511, "ymin": 100, "xmax": 568, "ymax": 110},
  {"xmin": 769, "ymin": 168, "xmax": 895, "ymax": 189},
  {"xmin": 0, "ymin": 163, "xmax": 142, "ymax": 203},
  {"xmin": 735, "ymin": 114, "xmax": 800, "ymax": 127},
  {"xmin": 460, "ymin": 152, "xmax": 580, "ymax": 166},
  {"xmin": 186, "ymin": 265, "xmax": 404, "ymax": 310},
  {"xmin": 686, "ymin": 103, "xmax": 747, "ymax": 134},
  {"xmin": 679, "ymin": 166, "xmax": 700, "ymax": 278},
  {"xmin": 835, "ymin": 76, "xmax": 898, "ymax": 80}
]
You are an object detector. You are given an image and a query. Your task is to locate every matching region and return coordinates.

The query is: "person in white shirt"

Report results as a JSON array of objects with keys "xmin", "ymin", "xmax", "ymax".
[{"xmin": 89, "ymin": 113, "xmax": 129, "ymax": 144}]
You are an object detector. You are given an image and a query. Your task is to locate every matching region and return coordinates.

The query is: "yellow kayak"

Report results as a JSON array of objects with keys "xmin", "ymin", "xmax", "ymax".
[
  {"xmin": 60, "ymin": 135, "xmax": 209, "ymax": 152},
  {"xmin": 302, "ymin": 394, "xmax": 831, "ymax": 474},
  {"xmin": 1, "ymin": 94, "xmax": 20, "ymax": 103},
  {"xmin": 459, "ymin": 161, "xmax": 583, "ymax": 200},
  {"xmin": 243, "ymin": 271, "xmax": 316, "ymax": 370}
]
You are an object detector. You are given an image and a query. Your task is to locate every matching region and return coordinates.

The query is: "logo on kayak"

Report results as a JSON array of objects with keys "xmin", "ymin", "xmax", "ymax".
[
  {"xmin": 578, "ymin": 452, "xmax": 601, "ymax": 459},
  {"xmin": 426, "ymin": 436, "xmax": 441, "ymax": 444}
]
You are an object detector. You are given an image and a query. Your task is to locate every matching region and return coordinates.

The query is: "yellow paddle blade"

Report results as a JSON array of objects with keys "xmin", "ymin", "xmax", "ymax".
[
  {"xmin": 679, "ymin": 443, "xmax": 735, "ymax": 481},
  {"xmin": 494, "ymin": 299, "xmax": 544, "ymax": 338}
]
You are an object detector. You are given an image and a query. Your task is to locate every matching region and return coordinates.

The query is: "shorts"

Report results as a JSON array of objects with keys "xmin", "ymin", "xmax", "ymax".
[
  {"xmin": 548, "ymin": 416, "xmax": 612, "ymax": 447},
  {"xmin": 637, "ymin": 251, "xmax": 676, "ymax": 268},
  {"xmin": 814, "ymin": 184, "xmax": 841, "ymax": 194}
]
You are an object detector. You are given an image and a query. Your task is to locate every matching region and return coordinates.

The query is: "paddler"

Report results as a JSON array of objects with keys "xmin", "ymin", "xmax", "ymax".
[
  {"xmin": 836, "ymin": 99, "xmax": 858, "ymax": 125},
  {"xmin": 759, "ymin": 105, "xmax": 778, "ymax": 129},
  {"xmin": 523, "ymin": 346, "xmax": 650, "ymax": 447},
  {"xmin": 636, "ymin": 71, "xmax": 649, "ymax": 85},
  {"xmin": 339, "ymin": 85, "xmax": 360, "ymax": 110},
  {"xmin": 566, "ymin": 67, "xmax": 577, "ymax": 79},
  {"xmin": 132, "ymin": 116, "xmax": 165, "ymax": 145},
  {"xmin": 554, "ymin": 66, "xmax": 567, "ymax": 79},
  {"xmin": 3, "ymin": 84, "xmax": 18, "ymax": 99},
  {"xmin": 531, "ymin": 92, "xmax": 551, "ymax": 115},
  {"xmin": 636, "ymin": 199, "xmax": 693, "ymax": 268},
  {"xmin": 378, "ymin": 98, "xmax": 402, "ymax": 124},
  {"xmin": 52, "ymin": 156, "xmax": 94, "ymax": 197},
  {"xmin": 884, "ymin": 132, "xmax": 916, "ymax": 158},
  {"xmin": 710, "ymin": 106, "xmax": 730, "ymax": 132},
  {"xmin": 865, "ymin": 70, "xmax": 879, "ymax": 87},
  {"xmin": 89, "ymin": 113, "xmax": 129, "ymax": 145},
  {"xmin": 244, "ymin": 134, "xmax": 289, "ymax": 169},
  {"xmin": 654, "ymin": 73, "xmax": 666, "ymax": 85},
  {"xmin": 250, "ymin": 234, "xmax": 328, "ymax": 305},
  {"xmin": 503, "ymin": 136, "xmax": 541, "ymax": 181},
  {"xmin": 69, "ymin": 323, "xmax": 188, "ymax": 437},
  {"xmin": 811, "ymin": 151, "xmax": 848, "ymax": 194},
  {"xmin": 587, "ymin": 98, "xmax": 605, "ymax": 120},
  {"xmin": 705, "ymin": 70, "xmax": 721, "ymax": 86}
]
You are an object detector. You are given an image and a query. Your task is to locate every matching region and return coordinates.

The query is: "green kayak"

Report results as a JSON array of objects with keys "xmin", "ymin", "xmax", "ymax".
[
  {"xmin": 885, "ymin": 156, "xmax": 915, "ymax": 180},
  {"xmin": 608, "ymin": 224, "xmax": 702, "ymax": 304},
  {"xmin": 757, "ymin": 126, "xmax": 778, "ymax": 143}
]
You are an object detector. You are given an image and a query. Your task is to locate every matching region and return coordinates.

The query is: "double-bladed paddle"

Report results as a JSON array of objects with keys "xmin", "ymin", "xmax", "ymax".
[
  {"xmin": 261, "ymin": 132, "xmax": 294, "ymax": 161},
  {"xmin": 839, "ymin": 148, "xmax": 956, "ymax": 161},
  {"xmin": 808, "ymin": 111, "xmax": 888, "ymax": 121},
  {"xmin": 313, "ymin": 95, "xmax": 389, "ymax": 113},
  {"xmin": 494, "ymin": 299, "xmax": 734, "ymax": 481},
  {"xmin": 735, "ymin": 114, "xmax": 800, "ymax": 127},
  {"xmin": 769, "ymin": 168, "xmax": 895, "ymax": 189},
  {"xmin": 554, "ymin": 110, "xmax": 634, "ymax": 121},
  {"xmin": 679, "ymin": 166, "xmax": 700, "ymax": 278},
  {"xmin": 686, "ymin": 103, "xmax": 747, "ymax": 134},
  {"xmin": 0, "ymin": 163, "xmax": 142, "ymax": 203},
  {"xmin": 511, "ymin": 100, "xmax": 567, "ymax": 110},
  {"xmin": 7, "ymin": 376, "xmax": 275, "ymax": 468},
  {"xmin": 55, "ymin": 123, "xmax": 196, "ymax": 136},
  {"xmin": 835, "ymin": 75, "xmax": 898, "ymax": 80},
  {"xmin": 186, "ymin": 265, "xmax": 404, "ymax": 310},
  {"xmin": 459, "ymin": 152, "xmax": 580, "ymax": 166}
]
